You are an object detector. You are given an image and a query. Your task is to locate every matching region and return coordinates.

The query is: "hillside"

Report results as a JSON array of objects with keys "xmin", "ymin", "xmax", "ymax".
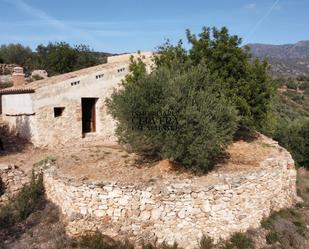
[{"xmin": 249, "ymin": 41, "xmax": 309, "ymax": 76}]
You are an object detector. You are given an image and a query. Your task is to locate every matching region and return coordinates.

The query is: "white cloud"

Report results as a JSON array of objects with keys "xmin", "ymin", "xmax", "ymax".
[{"xmin": 245, "ymin": 3, "xmax": 257, "ymax": 10}]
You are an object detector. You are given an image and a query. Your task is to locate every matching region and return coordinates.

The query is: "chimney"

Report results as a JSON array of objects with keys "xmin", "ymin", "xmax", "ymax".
[{"xmin": 12, "ymin": 67, "xmax": 25, "ymax": 88}]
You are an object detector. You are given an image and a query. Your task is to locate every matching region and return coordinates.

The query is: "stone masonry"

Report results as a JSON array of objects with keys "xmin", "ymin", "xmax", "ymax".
[
  {"xmin": 43, "ymin": 138, "xmax": 298, "ymax": 248},
  {"xmin": 0, "ymin": 163, "xmax": 30, "ymax": 205}
]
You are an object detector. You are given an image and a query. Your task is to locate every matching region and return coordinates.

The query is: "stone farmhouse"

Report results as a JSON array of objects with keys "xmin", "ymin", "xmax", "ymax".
[{"xmin": 0, "ymin": 52, "xmax": 153, "ymax": 147}]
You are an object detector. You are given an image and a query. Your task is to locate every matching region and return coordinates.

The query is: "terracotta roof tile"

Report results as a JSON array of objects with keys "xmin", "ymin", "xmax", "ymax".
[{"xmin": 0, "ymin": 87, "xmax": 35, "ymax": 94}]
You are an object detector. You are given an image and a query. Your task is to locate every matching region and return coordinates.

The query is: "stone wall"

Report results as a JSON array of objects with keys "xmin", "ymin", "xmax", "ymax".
[
  {"xmin": 43, "ymin": 140, "xmax": 298, "ymax": 248},
  {"xmin": 0, "ymin": 163, "xmax": 30, "ymax": 205},
  {"xmin": 1, "ymin": 53, "xmax": 154, "ymax": 147},
  {"xmin": 29, "ymin": 65, "xmax": 124, "ymax": 146},
  {"xmin": 1, "ymin": 64, "xmax": 125, "ymax": 146}
]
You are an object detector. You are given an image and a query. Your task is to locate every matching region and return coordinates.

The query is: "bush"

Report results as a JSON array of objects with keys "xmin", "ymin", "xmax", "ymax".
[
  {"xmin": 34, "ymin": 42, "xmax": 101, "ymax": 76},
  {"xmin": 199, "ymin": 235, "xmax": 214, "ymax": 249},
  {"xmin": 77, "ymin": 232, "xmax": 134, "ymax": 249},
  {"xmin": 0, "ymin": 172, "xmax": 44, "ymax": 229},
  {"xmin": 156, "ymin": 27, "xmax": 275, "ymax": 131},
  {"xmin": 0, "ymin": 43, "xmax": 33, "ymax": 66},
  {"xmin": 286, "ymin": 81, "xmax": 298, "ymax": 90},
  {"xmin": 77, "ymin": 232, "xmax": 183, "ymax": 249},
  {"xmin": 221, "ymin": 233, "xmax": 255, "ymax": 249},
  {"xmin": 299, "ymin": 82, "xmax": 309, "ymax": 91},
  {"xmin": 107, "ymin": 61, "xmax": 238, "ymax": 171},
  {"xmin": 273, "ymin": 118, "xmax": 309, "ymax": 166},
  {"xmin": 266, "ymin": 231, "xmax": 279, "ymax": 244}
]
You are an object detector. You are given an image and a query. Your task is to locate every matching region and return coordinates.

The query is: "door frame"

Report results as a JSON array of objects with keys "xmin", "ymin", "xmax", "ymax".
[{"xmin": 81, "ymin": 97, "xmax": 98, "ymax": 134}]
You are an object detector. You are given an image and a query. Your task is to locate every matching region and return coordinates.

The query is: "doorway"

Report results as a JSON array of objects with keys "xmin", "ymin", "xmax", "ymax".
[{"xmin": 81, "ymin": 98, "xmax": 98, "ymax": 133}]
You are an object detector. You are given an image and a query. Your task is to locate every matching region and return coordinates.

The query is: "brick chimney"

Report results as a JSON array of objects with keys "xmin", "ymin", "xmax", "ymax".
[{"xmin": 12, "ymin": 67, "xmax": 25, "ymax": 88}]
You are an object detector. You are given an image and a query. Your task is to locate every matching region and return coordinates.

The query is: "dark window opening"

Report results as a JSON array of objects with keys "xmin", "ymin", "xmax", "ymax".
[
  {"xmin": 70, "ymin": 81, "xmax": 80, "ymax": 86},
  {"xmin": 117, "ymin": 67, "xmax": 125, "ymax": 73},
  {"xmin": 96, "ymin": 74, "xmax": 104, "ymax": 79},
  {"xmin": 81, "ymin": 98, "xmax": 98, "ymax": 133},
  {"xmin": 54, "ymin": 107, "xmax": 65, "ymax": 117}
]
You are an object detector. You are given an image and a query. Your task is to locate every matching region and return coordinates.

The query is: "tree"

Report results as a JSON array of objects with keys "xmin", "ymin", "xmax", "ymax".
[
  {"xmin": 274, "ymin": 118, "xmax": 309, "ymax": 166},
  {"xmin": 34, "ymin": 42, "xmax": 100, "ymax": 76},
  {"xmin": 74, "ymin": 44, "xmax": 101, "ymax": 70},
  {"xmin": 107, "ymin": 58, "xmax": 238, "ymax": 171},
  {"xmin": 155, "ymin": 27, "xmax": 276, "ymax": 131},
  {"xmin": 0, "ymin": 43, "xmax": 33, "ymax": 66}
]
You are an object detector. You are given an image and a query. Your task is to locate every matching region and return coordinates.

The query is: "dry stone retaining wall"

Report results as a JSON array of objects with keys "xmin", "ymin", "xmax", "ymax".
[
  {"xmin": 0, "ymin": 163, "xmax": 30, "ymax": 205},
  {"xmin": 43, "ymin": 140, "xmax": 298, "ymax": 248}
]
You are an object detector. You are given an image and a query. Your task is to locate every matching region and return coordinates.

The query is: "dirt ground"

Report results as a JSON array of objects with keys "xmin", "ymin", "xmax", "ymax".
[{"xmin": 0, "ymin": 128, "xmax": 277, "ymax": 186}]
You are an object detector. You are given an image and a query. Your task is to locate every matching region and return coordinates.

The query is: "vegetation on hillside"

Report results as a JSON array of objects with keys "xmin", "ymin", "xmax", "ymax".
[
  {"xmin": 249, "ymin": 41, "xmax": 309, "ymax": 76},
  {"xmin": 107, "ymin": 26, "xmax": 275, "ymax": 171},
  {"xmin": 264, "ymin": 75, "xmax": 309, "ymax": 167},
  {"xmin": 0, "ymin": 42, "xmax": 110, "ymax": 76}
]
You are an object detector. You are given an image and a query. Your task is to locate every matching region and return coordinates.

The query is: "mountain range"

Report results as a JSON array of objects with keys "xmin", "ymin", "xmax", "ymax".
[{"xmin": 248, "ymin": 41, "xmax": 309, "ymax": 76}]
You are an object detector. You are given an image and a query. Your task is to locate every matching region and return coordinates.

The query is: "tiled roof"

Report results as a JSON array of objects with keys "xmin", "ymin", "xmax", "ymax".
[{"xmin": 0, "ymin": 87, "xmax": 35, "ymax": 94}]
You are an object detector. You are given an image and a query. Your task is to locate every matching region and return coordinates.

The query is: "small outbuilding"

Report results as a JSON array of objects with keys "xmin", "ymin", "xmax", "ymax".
[{"xmin": 0, "ymin": 52, "xmax": 153, "ymax": 147}]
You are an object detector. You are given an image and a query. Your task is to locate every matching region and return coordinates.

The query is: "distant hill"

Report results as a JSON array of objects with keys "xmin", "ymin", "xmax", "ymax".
[{"xmin": 248, "ymin": 41, "xmax": 309, "ymax": 76}]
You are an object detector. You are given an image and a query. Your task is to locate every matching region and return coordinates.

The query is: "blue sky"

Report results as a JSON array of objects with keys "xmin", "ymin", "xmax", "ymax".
[{"xmin": 0, "ymin": 0, "xmax": 308, "ymax": 53}]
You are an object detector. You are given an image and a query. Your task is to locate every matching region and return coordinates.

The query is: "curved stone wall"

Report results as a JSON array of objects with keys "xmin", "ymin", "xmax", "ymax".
[{"xmin": 43, "ymin": 140, "xmax": 298, "ymax": 248}]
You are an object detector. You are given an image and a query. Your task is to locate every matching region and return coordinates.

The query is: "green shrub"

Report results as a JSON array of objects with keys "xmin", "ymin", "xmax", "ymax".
[
  {"xmin": 299, "ymin": 82, "xmax": 309, "ymax": 91},
  {"xmin": 221, "ymin": 233, "xmax": 255, "ymax": 249},
  {"xmin": 291, "ymin": 94, "xmax": 304, "ymax": 103},
  {"xmin": 273, "ymin": 118, "xmax": 309, "ymax": 166},
  {"xmin": 77, "ymin": 232, "xmax": 183, "ymax": 249},
  {"xmin": 157, "ymin": 26, "xmax": 275, "ymax": 131},
  {"xmin": 266, "ymin": 231, "xmax": 279, "ymax": 244},
  {"xmin": 199, "ymin": 235, "xmax": 214, "ymax": 249},
  {"xmin": 34, "ymin": 156, "xmax": 56, "ymax": 167},
  {"xmin": 286, "ymin": 81, "xmax": 298, "ymax": 90},
  {"xmin": 142, "ymin": 242, "xmax": 182, "ymax": 249},
  {"xmin": 0, "ymin": 172, "xmax": 44, "ymax": 229},
  {"xmin": 107, "ymin": 61, "xmax": 238, "ymax": 172},
  {"xmin": 78, "ymin": 232, "xmax": 134, "ymax": 249}
]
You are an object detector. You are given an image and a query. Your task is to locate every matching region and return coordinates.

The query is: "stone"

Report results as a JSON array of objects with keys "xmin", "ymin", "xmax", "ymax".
[
  {"xmin": 79, "ymin": 207, "xmax": 88, "ymax": 215},
  {"xmin": 140, "ymin": 211, "xmax": 151, "ymax": 220},
  {"xmin": 118, "ymin": 197, "xmax": 129, "ymax": 205},
  {"xmin": 201, "ymin": 200, "xmax": 211, "ymax": 212},
  {"xmin": 0, "ymin": 163, "xmax": 11, "ymax": 171},
  {"xmin": 94, "ymin": 210, "xmax": 106, "ymax": 217},
  {"xmin": 108, "ymin": 189, "xmax": 122, "ymax": 198},
  {"xmin": 177, "ymin": 209, "xmax": 186, "ymax": 219},
  {"xmin": 214, "ymin": 185, "xmax": 229, "ymax": 191},
  {"xmin": 38, "ymin": 141, "xmax": 297, "ymax": 249},
  {"xmin": 114, "ymin": 208, "xmax": 122, "ymax": 217},
  {"xmin": 151, "ymin": 208, "xmax": 162, "ymax": 220},
  {"xmin": 31, "ymin": 69, "xmax": 48, "ymax": 79}
]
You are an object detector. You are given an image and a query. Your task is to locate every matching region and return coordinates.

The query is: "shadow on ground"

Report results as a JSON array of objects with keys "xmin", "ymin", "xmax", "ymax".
[
  {"xmin": 0, "ymin": 123, "xmax": 30, "ymax": 157},
  {"xmin": 0, "ymin": 199, "xmax": 73, "ymax": 249}
]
